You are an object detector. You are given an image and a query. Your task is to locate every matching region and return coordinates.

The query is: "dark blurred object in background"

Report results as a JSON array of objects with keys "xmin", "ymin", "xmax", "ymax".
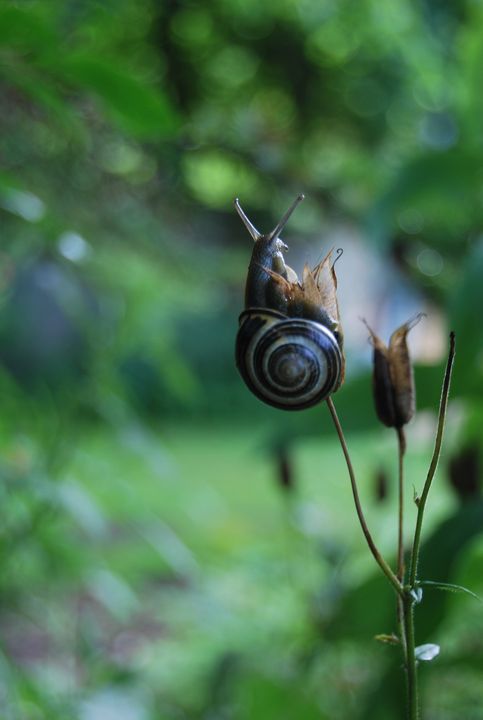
[{"xmin": 448, "ymin": 443, "xmax": 481, "ymax": 502}]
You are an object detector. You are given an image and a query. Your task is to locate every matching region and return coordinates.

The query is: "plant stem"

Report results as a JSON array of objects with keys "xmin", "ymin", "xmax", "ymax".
[
  {"xmin": 408, "ymin": 332, "xmax": 456, "ymax": 588},
  {"xmin": 326, "ymin": 397, "xmax": 403, "ymax": 597},
  {"xmin": 402, "ymin": 332, "xmax": 455, "ymax": 720},
  {"xmin": 403, "ymin": 592, "xmax": 419, "ymax": 719},
  {"xmin": 396, "ymin": 427, "xmax": 408, "ymax": 665},
  {"xmin": 396, "ymin": 426, "xmax": 406, "ymax": 582}
]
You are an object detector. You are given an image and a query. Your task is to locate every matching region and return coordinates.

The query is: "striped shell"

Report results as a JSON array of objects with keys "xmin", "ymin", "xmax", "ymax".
[{"xmin": 236, "ymin": 308, "xmax": 343, "ymax": 411}]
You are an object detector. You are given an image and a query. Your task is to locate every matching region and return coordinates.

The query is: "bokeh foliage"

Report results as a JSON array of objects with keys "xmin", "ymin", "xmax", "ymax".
[{"xmin": 1, "ymin": 0, "xmax": 483, "ymax": 718}]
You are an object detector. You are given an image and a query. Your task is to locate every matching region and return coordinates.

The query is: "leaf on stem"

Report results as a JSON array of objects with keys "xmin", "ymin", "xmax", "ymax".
[
  {"xmin": 415, "ymin": 643, "xmax": 440, "ymax": 661},
  {"xmin": 374, "ymin": 633, "xmax": 400, "ymax": 645},
  {"xmin": 420, "ymin": 580, "xmax": 482, "ymax": 602}
]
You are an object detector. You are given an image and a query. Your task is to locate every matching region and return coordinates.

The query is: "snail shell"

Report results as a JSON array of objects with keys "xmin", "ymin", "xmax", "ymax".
[{"xmin": 236, "ymin": 309, "xmax": 343, "ymax": 411}]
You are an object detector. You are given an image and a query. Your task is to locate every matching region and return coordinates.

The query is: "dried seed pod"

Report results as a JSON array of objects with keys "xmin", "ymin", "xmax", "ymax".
[{"xmin": 363, "ymin": 314, "xmax": 424, "ymax": 428}]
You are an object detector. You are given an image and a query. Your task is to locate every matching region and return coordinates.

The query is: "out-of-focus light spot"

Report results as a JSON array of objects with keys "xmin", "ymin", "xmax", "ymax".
[
  {"xmin": 88, "ymin": 569, "xmax": 138, "ymax": 621},
  {"xmin": 58, "ymin": 232, "xmax": 91, "ymax": 262},
  {"xmin": 301, "ymin": 131, "xmax": 358, "ymax": 187},
  {"xmin": 101, "ymin": 142, "xmax": 144, "ymax": 175},
  {"xmin": 80, "ymin": 687, "xmax": 149, "ymax": 720},
  {"xmin": 373, "ymin": 2, "xmax": 412, "ymax": 34},
  {"xmin": 227, "ymin": 0, "xmax": 274, "ymax": 39},
  {"xmin": 417, "ymin": 248, "xmax": 444, "ymax": 276},
  {"xmin": 182, "ymin": 150, "xmax": 263, "ymax": 208},
  {"xmin": 171, "ymin": 8, "xmax": 213, "ymax": 48},
  {"xmin": 306, "ymin": 21, "xmax": 360, "ymax": 66},
  {"xmin": 250, "ymin": 87, "xmax": 295, "ymax": 131},
  {"xmin": 206, "ymin": 46, "xmax": 258, "ymax": 88},
  {"xmin": 386, "ymin": 98, "xmax": 419, "ymax": 138},
  {"xmin": 419, "ymin": 112, "xmax": 458, "ymax": 150},
  {"xmin": 413, "ymin": 84, "xmax": 448, "ymax": 113},
  {"xmin": 1, "ymin": 189, "xmax": 45, "ymax": 222},
  {"xmin": 398, "ymin": 209, "xmax": 424, "ymax": 234},
  {"xmin": 296, "ymin": 0, "xmax": 335, "ymax": 27},
  {"xmin": 293, "ymin": 501, "xmax": 327, "ymax": 537},
  {"xmin": 344, "ymin": 79, "xmax": 388, "ymax": 117}
]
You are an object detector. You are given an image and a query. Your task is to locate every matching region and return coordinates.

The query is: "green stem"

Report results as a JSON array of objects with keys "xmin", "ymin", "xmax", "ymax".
[
  {"xmin": 403, "ymin": 592, "xmax": 419, "ymax": 719},
  {"xmin": 402, "ymin": 332, "xmax": 455, "ymax": 720},
  {"xmin": 396, "ymin": 427, "xmax": 408, "ymax": 666},
  {"xmin": 408, "ymin": 332, "xmax": 456, "ymax": 588},
  {"xmin": 326, "ymin": 397, "xmax": 403, "ymax": 597}
]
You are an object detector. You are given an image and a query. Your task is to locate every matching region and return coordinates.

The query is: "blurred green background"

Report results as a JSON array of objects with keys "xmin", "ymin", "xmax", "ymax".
[{"xmin": 1, "ymin": 1, "xmax": 483, "ymax": 718}]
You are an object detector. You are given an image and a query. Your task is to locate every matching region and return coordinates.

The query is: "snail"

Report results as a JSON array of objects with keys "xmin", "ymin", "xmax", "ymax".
[{"xmin": 235, "ymin": 195, "xmax": 345, "ymax": 411}]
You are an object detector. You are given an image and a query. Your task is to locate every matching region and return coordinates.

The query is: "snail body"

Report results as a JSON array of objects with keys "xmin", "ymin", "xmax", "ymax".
[{"xmin": 235, "ymin": 196, "xmax": 344, "ymax": 411}]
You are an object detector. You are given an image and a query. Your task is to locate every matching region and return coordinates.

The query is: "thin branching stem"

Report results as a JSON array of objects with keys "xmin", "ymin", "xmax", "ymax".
[
  {"xmin": 408, "ymin": 332, "xmax": 456, "ymax": 588},
  {"xmin": 326, "ymin": 397, "xmax": 403, "ymax": 597},
  {"xmin": 402, "ymin": 332, "xmax": 456, "ymax": 720}
]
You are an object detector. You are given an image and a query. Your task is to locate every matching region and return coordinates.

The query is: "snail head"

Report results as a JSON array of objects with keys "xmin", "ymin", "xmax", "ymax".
[{"xmin": 234, "ymin": 195, "xmax": 304, "ymax": 251}]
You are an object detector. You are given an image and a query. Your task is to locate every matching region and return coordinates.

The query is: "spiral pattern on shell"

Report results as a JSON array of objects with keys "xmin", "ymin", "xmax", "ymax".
[{"xmin": 236, "ymin": 309, "xmax": 343, "ymax": 411}]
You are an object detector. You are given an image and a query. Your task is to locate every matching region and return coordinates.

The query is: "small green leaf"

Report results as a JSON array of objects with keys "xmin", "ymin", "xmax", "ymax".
[
  {"xmin": 415, "ymin": 643, "xmax": 440, "ymax": 662},
  {"xmin": 413, "ymin": 485, "xmax": 420, "ymax": 506},
  {"xmin": 420, "ymin": 580, "xmax": 482, "ymax": 602},
  {"xmin": 374, "ymin": 633, "xmax": 400, "ymax": 645}
]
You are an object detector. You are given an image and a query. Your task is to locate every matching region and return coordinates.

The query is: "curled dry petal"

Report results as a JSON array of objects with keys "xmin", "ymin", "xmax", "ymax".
[
  {"xmin": 262, "ymin": 248, "xmax": 341, "ymax": 331},
  {"xmin": 313, "ymin": 249, "xmax": 341, "ymax": 326},
  {"xmin": 262, "ymin": 248, "xmax": 345, "ymax": 385}
]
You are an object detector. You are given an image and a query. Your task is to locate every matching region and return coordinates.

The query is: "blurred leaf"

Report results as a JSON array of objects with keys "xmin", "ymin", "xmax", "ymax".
[
  {"xmin": 57, "ymin": 55, "xmax": 179, "ymax": 138},
  {"xmin": 415, "ymin": 643, "xmax": 440, "ymax": 661},
  {"xmin": 416, "ymin": 501, "xmax": 483, "ymax": 640},
  {"xmin": 236, "ymin": 671, "xmax": 327, "ymax": 720},
  {"xmin": 448, "ymin": 239, "xmax": 483, "ymax": 397},
  {"xmin": 5, "ymin": 70, "xmax": 81, "ymax": 129},
  {"xmin": 369, "ymin": 150, "xmax": 482, "ymax": 244},
  {"xmin": 0, "ymin": 6, "xmax": 56, "ymax": 54}
]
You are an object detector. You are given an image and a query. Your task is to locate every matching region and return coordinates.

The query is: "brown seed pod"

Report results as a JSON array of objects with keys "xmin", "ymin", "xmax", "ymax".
[{"xmin": 363, "ymin": 314, "xmax": 424, "ymax": 428}]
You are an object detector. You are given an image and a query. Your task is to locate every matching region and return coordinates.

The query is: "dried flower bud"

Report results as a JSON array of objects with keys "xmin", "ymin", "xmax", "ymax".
[
  {"xmin": 363, "ymin": 314, "xmax": 424, "ymax": 428},
  {"xmin": 264, "ymin": 248, "xmax": 345, "ymax": 383}
]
